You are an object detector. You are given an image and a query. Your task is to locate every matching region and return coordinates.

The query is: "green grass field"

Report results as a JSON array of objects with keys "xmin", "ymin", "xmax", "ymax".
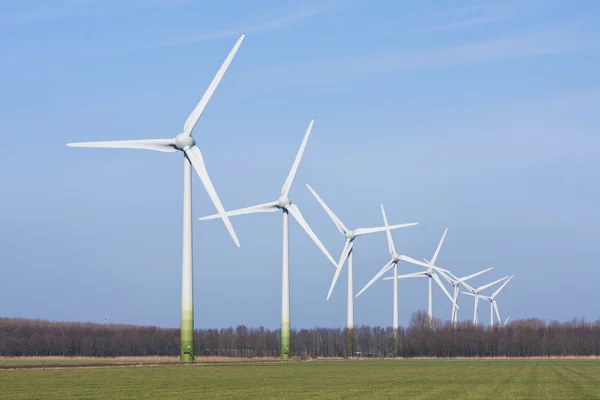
[{"xmin": 1, "ymin": 359, "xmax": 599, "ymax": 399}]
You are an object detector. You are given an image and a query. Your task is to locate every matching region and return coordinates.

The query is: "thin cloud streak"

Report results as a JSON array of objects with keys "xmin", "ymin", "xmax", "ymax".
[
  {"xmin": 420, "ymin": 0, "xmax": 559, "ymax": 32},
  {"xmin": 79, "ymin": 1, "xmax": 344, "ymax": 57},
  {"xmin": 0, "ymin": 0, "xmax": 192, "ymax": 27},
  {"xmin": 250, "ymin": 22, "xmax": 594, "ymax": 87}
]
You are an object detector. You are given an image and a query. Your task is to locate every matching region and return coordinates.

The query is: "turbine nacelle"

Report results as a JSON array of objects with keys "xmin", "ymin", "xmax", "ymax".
[
  {"xmin": 175, "ymin": 133, "xmax": 196, "ymax": 151},
  {"xmin": 344, "ymin": 230, "xmax": 356, "ymax": 240},
  {"xmin": 277, "ymin": 196, "xmax": 292, "ymax": 209}
]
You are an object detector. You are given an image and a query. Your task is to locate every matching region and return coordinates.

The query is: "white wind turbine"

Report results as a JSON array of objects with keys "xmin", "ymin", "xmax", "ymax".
[
  {"xmin": 305, "ymin": 184, "xmax": 418, "ymax": 331},
  {"xmin": 198, "ymin": 120, "xmax": 337, "ymax": 360},
  {"xmin": 66, "ymin": 34, "xmax": 246, "ymax": 361},
  {"xmin": 355, "ymin": 204, "xmax": 450, "ymax": 331},
  {"xmin": 436, "ymin": 267, "xmax": 494, "ymax": 325},
  {"xmin": 461, "ymin": 276, "xmax": 510, "ymax": 325},
  {"xmin": 475, "ymin": 275, "xmax": 513, "ymax": 327},
  {"xmin": 395, "ymin": 228, "xmax": 454, "ymax": 323}
]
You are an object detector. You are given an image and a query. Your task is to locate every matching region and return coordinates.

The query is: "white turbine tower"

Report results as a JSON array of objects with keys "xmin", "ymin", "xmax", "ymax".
[
  {"xmin": 66, "ymin": 34, "xmax": 246, "ymax": 361},
  {"xmin": 461, "ymin": 276, "xmax": 510, "ymax": 325},
  {"xmin": 477, "ymin": 275, "xmax": 513, "ymax": 327},
  {"xmin": 198, "ymin": 120, "xmax": 337, "ymax": 360},
  {"xmin": 305, "ymin": 184, "xmax": 418, "ymax": 330},
  {"xmin": 356, "ymin": 205, "xmax": 446, "ymax": 331},
  {"xmin": 437, "ymin": 267, "xmax": 494, "ymax": 325}
]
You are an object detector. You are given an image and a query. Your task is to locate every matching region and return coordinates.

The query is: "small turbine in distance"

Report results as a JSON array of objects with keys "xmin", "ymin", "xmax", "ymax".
[
  {"xmin": 305, "ymin": 183, "xmax": 417, "ymax": 329},
  {"xmin": 462, "ymin": 275, "xmax": 511, "ymax": 325},
  {"xmin": 356, "ymin": 204, "xmax": 445, "ymax": 332}
]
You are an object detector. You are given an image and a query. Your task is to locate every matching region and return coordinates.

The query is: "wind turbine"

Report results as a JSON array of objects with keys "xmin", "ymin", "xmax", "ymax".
[
  {"xmin": 381, "ymin": 263, "xmax": 459, "ymax": 326},
  {"xmin": 395, "ymin": 229, "xmax": 455, "ymax": 324},
  {"xmin": 66, "ymin": 34, "xmax": 246, "ymax": 362},
  {"xmin": 461, "ymin": 276, "xmax": 510, "ymax": 325},
  {"xmin": 305, "ymin": 183, "xmax": 418, "ymax": 332},
  {"xmin": 437, "ymin": 267, "xmax": 494, "ymax": 325},
  {"xmin": 477, "ymin": 275, "xmax": 513, "ymax": 327},
  {"xmin": 198, "ymin": 120, "xmax": 337, "ymax": 360},
  {"xmin": 356, "ymin": 204, "xmax": 446, "ymax": 333}
]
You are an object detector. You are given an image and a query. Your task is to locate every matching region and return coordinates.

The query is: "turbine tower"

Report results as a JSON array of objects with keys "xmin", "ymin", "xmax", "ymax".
[
  {"xmin": 356, "ymin": 205, "xmax": 444, "ymax": 334},
  {"xmin": 305, "ymin": 184, "xmax": 417, "ymax": 327},
  {"xmin": 437, "ymin": 267, "xmax": 494, "ymax": 325},
  {"xmin": 66, "ymin": 34, "xmax": 246, "ymax": 362},
  {"xmin": 478, "ymin": 275, "xmax": 513, "ymax": 327},
  {"xmin": 461, "ymin": 276, "xmax": 510, "ymax": 325},
  {"xmin": 198, "ymin": 120, "xmax": 337, "ymax": 360}
]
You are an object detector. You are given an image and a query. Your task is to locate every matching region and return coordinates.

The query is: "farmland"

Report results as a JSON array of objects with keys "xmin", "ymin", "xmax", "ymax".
[{"xmin": 1, "ymin": 359, "xmax": 599, "ymax": 399}]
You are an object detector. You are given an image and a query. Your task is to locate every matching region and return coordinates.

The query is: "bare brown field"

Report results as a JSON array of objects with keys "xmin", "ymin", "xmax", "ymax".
[
  {"xmin": 2, "ymin": 354, "xmax": 600, "ymax": 371},
  {"xmin": 0, "ymin": 355, "xmax": 283, "ymax": 370}
]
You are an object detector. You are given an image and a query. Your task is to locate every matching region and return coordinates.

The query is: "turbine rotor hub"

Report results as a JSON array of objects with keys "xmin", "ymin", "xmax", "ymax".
[
  {"xmin": 277, "ymin": 196, "xmax": 291, "ymax": 208},
  {"xmin": 174, "ymin": 133, "xmax": 196, "ymax": 150},
  {"xmin": 345, "ymin": 230, "xmax": 356, "ymax": 240},
  {"xmin": 392, "ymin": 253, "xmax": 400, "ymax": 261}
]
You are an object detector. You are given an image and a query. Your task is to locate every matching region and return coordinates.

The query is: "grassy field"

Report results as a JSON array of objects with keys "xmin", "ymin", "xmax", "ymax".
[
  {"xmin": 0, "ymin": 356, "xmax": 278, "ymax": 367},
  {"xmin": 1, "ymin": 359, "xmax": 599, "ymax": 399}
]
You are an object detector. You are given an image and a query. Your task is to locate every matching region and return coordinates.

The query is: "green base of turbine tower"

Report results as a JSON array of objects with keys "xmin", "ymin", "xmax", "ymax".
[
  {"xmin": 180, "ymin": 311, "xmax": 194, "ymax": 362},
  {"xmin": 281, "ymin": 319, "xmax": 291, "ymax": 360}
]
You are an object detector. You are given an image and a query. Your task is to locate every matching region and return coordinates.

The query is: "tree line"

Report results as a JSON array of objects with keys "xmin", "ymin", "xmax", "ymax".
[{"xmin": 1, "ymin": 312, "xmax": 599, "ymax": 358}]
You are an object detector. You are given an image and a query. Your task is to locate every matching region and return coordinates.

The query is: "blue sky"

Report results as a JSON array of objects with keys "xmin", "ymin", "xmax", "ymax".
[{"xmin": 0, "ymin": 0, "xmax": 599, "ymax": 329}]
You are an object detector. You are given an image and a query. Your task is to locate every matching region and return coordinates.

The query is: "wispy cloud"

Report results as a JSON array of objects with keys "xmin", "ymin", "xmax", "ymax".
[
  {"xmin": 0, "ymin": 0, "xmax": 192, "ymax": 27},
  {"xmin": 420, "ymin": 0, "xmax": 555, "ymax": 32},
  {"xmin": 249, "ymin": 21, "xmax": 594, "ymax": 87},
  {"xmin": 79, "ymin": 1, "xmax": 343, "ymax": 57}
]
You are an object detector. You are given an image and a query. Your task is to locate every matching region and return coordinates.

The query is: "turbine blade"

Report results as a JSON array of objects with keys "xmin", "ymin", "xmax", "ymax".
[
  {"xmin": 461, "ymin": 291, "xmax": 475, "ymax": 297},
  {"xmin": 183, "ymin": 34, "xmax": 245, "ymax": 136},
  {"xmin": 477, "ymin": 276, "xmax": 510, "ymax": 292},
  {"xmin": 185, "ymin": 146, "xmax": 239, "ymax": 247},
  {"xmin": 198, "ymin": 201, "xmax": 278, "ymax": 221},
  {"xmin": 382, "ymin": 272, "xmax": 427, "ymax": 280},
  {"xmin": 380, "ymin": 204, "xmax": 396, "ymax": 256},
  {"xmin": 66, "ymin": 139, "xmax": 177, "ymax": 152},
  {"xmin": 493, "ymin": 301, "xmax": 502, "ymax": 324},
  {"xmin": 433, "ymin": 272, "xmax": 459, "ymax": 309},
  {"xmin": 287, "ymin": 203, "xmax": 336, "ymax": 267},
  {"xmin": 504, "ymin": 316, "xmax": 510, "ymax": 326},
  {"xmin": 356, "ymin": 260, "xmax": 395, "ymax": 297},
  {"xmin": 306, "ymin": 183, "xmax": 347, "ymax": 235},
  {"xmin": 429, "ymin": 228, "xmax": 448, "ymax": 265},
  {"xmin": 437, "ymin": 269, "xmax": 455, "ymax": 285},
  {"xmin": 457, "ymin": 267, "xmax": 494, "ymax": 284},
  {"xmin": 354, "ymin": 222, "xmax": 418, "ymax": 236},
  {"xmin": 491, "ymin": 275, "xmax": 513, "ymax": 298},
  {"xmin": 398, "ymin": 255, "xmax": 450, "ymax": 273},
  {"xmin": 326, "ymin": 239, "xmax": 353, "ymax": 300},
  {"xmin": 460, "ymin": 280, "xmax": 476, "ymax": 293},
  {"xmin": 281, "ymin": 120, "xmax": 314, "ymax": 197}
]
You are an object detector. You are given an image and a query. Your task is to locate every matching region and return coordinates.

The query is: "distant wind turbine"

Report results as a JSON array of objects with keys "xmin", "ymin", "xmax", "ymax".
[
  {"xmin": 67, "ymin": 34, "xmax": 246, "ymax": 361},
  {"xmin": 393, "ymin": 229, "xmax": 456, "ymax": 324},
  {"xmin": 198, "ymin": 120, "xmax": 337, "ymax": 360},
  {"xmin": 437, "ymin": 267, "xmax": 494, "ymax": 325},
  {"xmin": 476, "ymin": 275, "xmax": 513, "ymax": 327},
  {"xmin": 356, "ymin": 204, "xmax": 444, "ymax": 332},
  {"xmin": 305, "ymin": 183, "xmax": 417, "ymax": 332},
  {"xmin": 461, "ymin": 276, "xmax": 510, "ymax": 325}
]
